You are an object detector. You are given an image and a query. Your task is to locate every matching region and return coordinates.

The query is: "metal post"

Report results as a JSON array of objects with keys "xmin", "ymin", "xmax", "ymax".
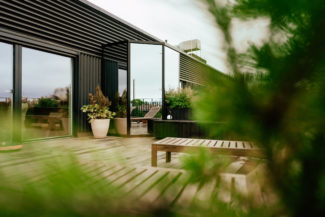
[
  {"xmin": 162, "ymin": 45, "xmax": 166, "ymax": 120},
  {"xmin": 72, "ymin": 55, "xmax": 79, "ymax": 137},
  {"xmin": 127, "ymin": 41, "xmax": 131, "ymax": 136},
  {"xmin": 13, "ymin": 44, "xmax": 22, "ymax": 144},
  {"xmin": 133, "ymin": 79, "xmax": 135, "ymax": 100}
]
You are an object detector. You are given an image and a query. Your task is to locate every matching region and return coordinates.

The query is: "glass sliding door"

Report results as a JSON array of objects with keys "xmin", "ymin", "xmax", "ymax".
[
  {"xmin": 22, "ymin": 47, "xmax": 72, "ymax": 140},
  {"xmin": 0, "ymin": 42, "xmax": 13, "ymax": 145},
  {"xmin": 130, "ymin": 44, "xmax": 162, "ymax": 135}
]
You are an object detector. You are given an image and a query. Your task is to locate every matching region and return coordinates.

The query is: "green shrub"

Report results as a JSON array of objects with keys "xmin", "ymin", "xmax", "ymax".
[
  {"xmin": 115, "ymin": 90, "xmax": 127, "ymax": 118},
  {"xmin": 131, "ymin": 99, "xmax": 144, "ymax": 107},
  {"xmin": 35, "ymin": 98, "xmax": 58, "ymax": 108},
  {"xmin": 165, "ymin": 87, "xmax": 193, "ymax": 109}
]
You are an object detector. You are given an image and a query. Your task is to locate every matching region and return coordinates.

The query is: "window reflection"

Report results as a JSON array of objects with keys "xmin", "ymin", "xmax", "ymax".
[
  {"xmin": 165, "ymin": 47, "xmax": 180, "ymax": 91},
  {"xmin": 118, "ymin": 69, "xmax": 127, "ymax": 96},
  {"xmin": 22, "ymin": 48, "xmax": 72, "ymax": 140},
  {"xmin": 0, "ymin": 42, "xmax": 13, "ymax": 144}
]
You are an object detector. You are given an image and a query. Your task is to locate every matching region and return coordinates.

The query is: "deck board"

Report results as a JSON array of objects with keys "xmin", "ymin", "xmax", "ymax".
[{"xmin": 0, "ymin": 136, "xmax": 265, "ymax": 209}]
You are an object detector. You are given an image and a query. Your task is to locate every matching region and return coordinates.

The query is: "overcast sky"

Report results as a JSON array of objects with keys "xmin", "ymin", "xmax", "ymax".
[
  {"xmin": 88, "ymin": 0, "xmax": 270, "ymax": 74},
  {"xmin": 88, "ymin": 0, "xmax": 228, "ymax": 73}
]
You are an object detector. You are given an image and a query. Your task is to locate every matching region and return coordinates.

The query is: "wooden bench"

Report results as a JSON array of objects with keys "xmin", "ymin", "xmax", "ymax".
[{"xmin": 152, "ymin": 137, "xmax": 264, "ymax": 167}]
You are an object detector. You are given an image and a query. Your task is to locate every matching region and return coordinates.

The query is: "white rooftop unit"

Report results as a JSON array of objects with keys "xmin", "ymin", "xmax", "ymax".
[{"xmin": 178, "ymin": 39, "xmax": 201, "ymax": 53}]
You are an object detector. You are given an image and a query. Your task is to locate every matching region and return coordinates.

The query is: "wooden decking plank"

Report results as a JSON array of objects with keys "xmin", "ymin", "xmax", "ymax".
[
  {"xmin": 244, "ymin": 141, "xmax": 251, "ymax": 149},
  {"xmin": 156, "ymin": 137, "xmax": 175, "ymax": 145},
  {"xmin": 222, "ymin": 140, "xmax": 230, "ymax": 148},
  {"xmin": 155, "ymin": 172, "xmax": 189, "ymax": 204},
  {"xmin": 196, "ymin": 139, "xmax": 206, "ymax": 146},
  {"xmin": 126, "ymin": 169, "xmax": 160, "ymax": 194},
  {"xmin": 176, "ymin": 138, "xmax": 190, "ymax": 146},
  {"xmin": 208, "ymin": 140, "xmax": 218, "ymax": 147},
  {"xmin": 138, "ymin": 171, "xmax": 170, "ymax": 198},
  {"xmin": 93, "ymin": 166, "xmax": 127, "ymax": 184},
  {"xmin": 87, "ymin": 164, "xmax": 117, "ymax": 178},
  {"xmin": 187, "ymin": 139, "xmax": 200, "ymax": 146},
  {"xmin": 110, "ymin": 168, "xmax": 137, "ymax": 184},
  {"xmin": 193, "ymin": 179, "xmax": 218, "ymax": 203},
  {"xmin": 168, "ymin": 138, "xmax": 183, "ymax": 145},
  {"xmin": 174, "ymin": 182, "xmax": 201, "ymax": 208},
  {"xmin": 116, "ymin": 168, "xmax": 148, "ymax": 189},
  {"xmin": 201, "ymin": 140, "xmax": 211, "ymax": 147},
  {"xmin": 214, "ymin": 140, "xmax": 223, "ymax": 148},
  {"xmin": 96, "ymin": 166, "xmax": 129, "ymax": 183},
  {"xmin": 222, "ymin": 159, "xmax": 246, "ymax": 174},
  {"xmin": 143, "ymin": 171, "xmax": 183, "ymax": 203},
  {"xmin": 154, "ymin": 172, "xmax": 183, "ymax": 202},
  {"xmin": 181, "ymin": 138, "xmax": 195, "ymax": 146},
  {"xmin": 236, "ymin": 141, "xmax": 244, "ymax": 149},
  {"xmin": 183, "ymin": 139, "xmax": 194, "ymax": 146},
  {"xmin": 236, "ymin": 160, "xmax": 260, "ymax": 175},
  {"xmin": 229, "ymin": 141, "xmax": 237, "ymax": 149},
  {"xmin": 155, "ymin": 137, "xmax": 173, "ymax": 144}
]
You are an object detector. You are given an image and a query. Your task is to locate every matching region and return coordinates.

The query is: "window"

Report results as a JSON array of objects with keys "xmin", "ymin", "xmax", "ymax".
[
  {"xmin": 165, "ymin": 47, "xmax": 180, "ymax": 91},
  {"xmin": 0, "ymin": 42, "xmax": 13, "ymax": 144},
  {"xmin": 22, "ymin": 47, "xmax": 72, "ymax": 140}
]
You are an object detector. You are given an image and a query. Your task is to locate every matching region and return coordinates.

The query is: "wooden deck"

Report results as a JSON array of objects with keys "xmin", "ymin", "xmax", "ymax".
[{"xmin": 0, "ymin": 136, "xmax": 266, "ymax": 207}]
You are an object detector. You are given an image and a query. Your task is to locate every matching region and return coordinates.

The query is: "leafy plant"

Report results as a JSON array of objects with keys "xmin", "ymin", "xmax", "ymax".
[
  {"xmin": 131, "ymin": 99, "xmax": 144, "ymax": 107},
  {"xmin": 81, "ymin": 85, "xmax": 115, "ymax": 121},
  {"xmin": 35, "ymin": 98, "xmax": 58, "ymax": 108},
  {"xmin": 165, "ymin": 87, "xmax": 193, "ymax": 109},
  {"xmin": 190, "ymin": 0, "xmax": 325, "ymax": 217},
  {"xmin": 115, "ymin": 90, "xmax": 127, "ymax": 118}
]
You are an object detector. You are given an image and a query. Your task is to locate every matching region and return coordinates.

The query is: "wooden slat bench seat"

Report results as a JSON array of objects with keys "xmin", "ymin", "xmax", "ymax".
[{"xmin": 152, "ymin": 137, "xmax": 264, "ymax": 167}]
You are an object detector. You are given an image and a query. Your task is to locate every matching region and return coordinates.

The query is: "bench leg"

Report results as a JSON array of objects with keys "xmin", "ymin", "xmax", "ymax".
[
  {"xmin": 166, "ymin": 151, "xmax": 171, "ymax": 163},
  {"xmin": 151, "ymin": 144, "xmax": 157, "ymax": 167}
]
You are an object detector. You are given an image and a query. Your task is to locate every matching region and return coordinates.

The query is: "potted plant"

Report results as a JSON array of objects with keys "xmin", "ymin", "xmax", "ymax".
[
  {"xmin": 165, "ymin": 87, "xmax": 193, "ymax": 120},
  {"xmin": 81, "ymin": 86, "xmax": 115, "ymax": 138},
  {"xmin": 114, "ymin": 90, "xmax": 127, "ymax": 135}
]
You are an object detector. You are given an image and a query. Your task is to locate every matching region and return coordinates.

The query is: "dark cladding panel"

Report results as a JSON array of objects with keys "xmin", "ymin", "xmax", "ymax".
[
  {"xmin": 77, "ymin": 53, "xmax": 101, "ymax": 132},
  {"xmin": 0, "ymin": 0, "xmax": 157, "ymax": 67},
  {"xmin": 102, "ymin": 60, "xmax": 119, "ymax": 110},
  {"xmin": 180, "ymin": 53, "xmax": 222, "ymax": 85}
]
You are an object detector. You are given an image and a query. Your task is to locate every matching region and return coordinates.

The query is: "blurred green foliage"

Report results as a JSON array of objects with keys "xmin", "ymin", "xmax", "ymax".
[
  {"xmin": 131, "ymin": 99, "xmax": 145, "ymax": 107},
  {"xmin": 115, "ymin": 90, "xmax": 128, "ymax": 118},
  {"xmin": 165, "ymin": 87, "xmax": 193, "ymax": 109},
  {"xmin": 192, "ymin": 0, "xmax": 325, "ymax": 216},
  {"xmin": 35, "ymin": 98, "xmax": 58, "ymax": 108}
]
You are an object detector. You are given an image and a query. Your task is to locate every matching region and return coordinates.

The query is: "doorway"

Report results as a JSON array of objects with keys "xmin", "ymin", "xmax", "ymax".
[{"xmin": 130, "ymin": 43, "xmax": 163, "ymax": 135}]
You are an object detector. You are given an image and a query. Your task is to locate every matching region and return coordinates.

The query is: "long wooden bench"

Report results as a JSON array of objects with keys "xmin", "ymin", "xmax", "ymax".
[{"xmin": 152, "ymin": 137, "xmax": 264, "ymax": 167}]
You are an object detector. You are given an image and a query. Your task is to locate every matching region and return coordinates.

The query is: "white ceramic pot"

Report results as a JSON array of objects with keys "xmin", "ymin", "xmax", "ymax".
[
  {"xmin": 114, "ymin": 118, "xmax": 127, "ymax": 135},
  {"xmin": 90, "ymin": 119, "xmax": 110, "ymax": 138}
]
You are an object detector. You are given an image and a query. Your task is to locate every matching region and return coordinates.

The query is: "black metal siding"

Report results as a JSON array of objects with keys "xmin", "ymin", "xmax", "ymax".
[
  {"xmin": 102, "ymin": 60, "xmax": 119, "ymax": 110},
  {"xmin": 0, "ymin": 0, "xmax": 223, "ymax": 135},
  {"xmin": 180, "ymin": 53, "xmax": 220, "ymax": 85},
  {"xmin": 77, "ymin": 53, "xmax": 101, "ymax": 132},
  {"xmin": 0, "ymin": 0, "xmax": 159, "ymax": 134},
  {"xmin": 0, "ymin": 0, "xmax": 157, "ymax": 66}
]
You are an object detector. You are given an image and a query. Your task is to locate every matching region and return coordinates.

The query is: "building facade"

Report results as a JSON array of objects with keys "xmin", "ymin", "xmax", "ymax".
[{"xmin": 0, "ymin": 0, "xmax": 221, "ymax": 142}]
